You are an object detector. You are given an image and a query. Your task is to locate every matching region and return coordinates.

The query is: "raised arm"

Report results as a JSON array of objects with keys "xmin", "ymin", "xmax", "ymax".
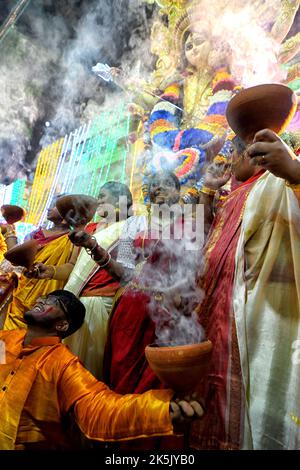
[{"xmin": 247, "ymin": 129, "xmax": 300, "ymax": 183}]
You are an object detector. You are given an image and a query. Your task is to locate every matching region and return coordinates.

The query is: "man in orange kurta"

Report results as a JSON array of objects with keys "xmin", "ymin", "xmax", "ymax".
[{"xmin": 0, "ymin": 289, "xmax": 203, "ymax": 450}]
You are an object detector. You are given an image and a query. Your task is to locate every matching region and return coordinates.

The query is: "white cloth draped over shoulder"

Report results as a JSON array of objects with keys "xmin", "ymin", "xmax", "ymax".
[
  {"xmin": 233, "ymin": 171, "xmax": 300, "ymax": 449},
  {"xmin": 63, "ymin": 220, "xmax": 125, "ymax": 379}
]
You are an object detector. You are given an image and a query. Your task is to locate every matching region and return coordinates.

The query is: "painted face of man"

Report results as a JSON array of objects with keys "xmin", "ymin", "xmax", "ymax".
[{"xmin": 24, "ymin": 295, "xmax": 69, "ymax": 335}]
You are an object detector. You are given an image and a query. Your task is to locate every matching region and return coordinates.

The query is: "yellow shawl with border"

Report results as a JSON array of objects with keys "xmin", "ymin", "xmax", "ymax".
[{"xmin": 4, "ymin": 234, "xmax": 73, "ymax": 331}]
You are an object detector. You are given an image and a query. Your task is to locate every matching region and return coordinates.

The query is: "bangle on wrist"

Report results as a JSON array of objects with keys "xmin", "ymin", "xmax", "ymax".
[
  {"xmin": 93, "ymin": 252, "xmax": 111, "ymax": 268},
  {"xmin": 4, "ymin": 231, "xmax": 17, "ymax": 238},
  {"xmin": 200, "ymin": 185, "xmax": 217, "ymax": 196},
  {"xmin": 49, "ymin": 265, "xmax": 56, "ymax": 279},
  {"xmin": 4, "ymin": 234, "xmax": 17, "ymax": 240},
  {"xmin": 85, "ymin": 236, "xmax": 98, "ymax": 255}
]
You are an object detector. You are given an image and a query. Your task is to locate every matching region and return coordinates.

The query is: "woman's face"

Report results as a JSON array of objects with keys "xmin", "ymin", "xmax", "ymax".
[
  {"xmin": 184, "ymin": 32, "xmax": 210, "ymax": 70},
  {"xmin": 149, "ymin": 174, "xmax": 180, "ymax": 206},
  {"xmin": 231, "ymin": 147, "xmax": 256, "ymax": 182},
  {"xmin": 47, "ymin": 204, "xmax": 63, "ymax": 224},
  {"xmin": 97, "ymin": 187, "xmax": 117, "ymax": 218}
]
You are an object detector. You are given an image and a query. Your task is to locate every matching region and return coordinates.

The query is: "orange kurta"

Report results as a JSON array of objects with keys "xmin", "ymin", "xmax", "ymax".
[{"xmin": 0, "ymin": 329, "xmax": 174, "ymax": 450}]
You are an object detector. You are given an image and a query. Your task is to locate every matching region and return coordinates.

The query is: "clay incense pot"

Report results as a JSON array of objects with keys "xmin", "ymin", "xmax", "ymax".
[
  {"xmin": 1, "ymin": 205, "xmax": 25, "ymax": 225},
  {"xmin": 56, "ymin": 194, "xmax": 98, "ymax": 228},
  {"xmin": 4, "ymin": 239, "xmax": 39, "ymax": 269},
  {"xmin": 145, "ymin": 340, "xmax": 212, "ymax": 393},
  {"xmin": 226, "ymin": 83, "xmax": 297, "ymax": 142}
]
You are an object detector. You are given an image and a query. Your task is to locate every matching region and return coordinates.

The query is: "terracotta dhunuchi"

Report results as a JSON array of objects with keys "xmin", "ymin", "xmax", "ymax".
[{"xmin": 145, "ymin": 340, "xmax": 212, "ymax": 393}]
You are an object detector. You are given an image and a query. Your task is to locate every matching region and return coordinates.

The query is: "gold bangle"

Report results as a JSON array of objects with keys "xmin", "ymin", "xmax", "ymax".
[
  {"xmin": 49, "ymin": 265, "xmax": 56, "ymax": 279},
  {"xmin": 200, "ymin": 185, "xmax": 217, "ymax": 196},
  {"xmin": 4, "ymin": 231, "xmax": 17, "ymax": 238},
  {"xmin": 4, "ymin": 234, "xmax": 17, "ymax": 240},
  {"xmin": 93, "ymin": 252, "xmax": 111, "ymax": 267},
  {"xmin": 285, "ymin": 181, "xmax": 300, "ymax": 190}
]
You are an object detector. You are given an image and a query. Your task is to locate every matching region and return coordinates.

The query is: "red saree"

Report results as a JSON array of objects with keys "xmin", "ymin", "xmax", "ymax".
[
  {"xmin": 103, "ymin": 219, "xmax": 197, "ymax": 450},
  {"xmin": 190, "ymin": 171, "xmax": 265, "ymax": 450},
  {"xmin": 104, "ymin": 236, "xmax": 171, "ymax": 394}
]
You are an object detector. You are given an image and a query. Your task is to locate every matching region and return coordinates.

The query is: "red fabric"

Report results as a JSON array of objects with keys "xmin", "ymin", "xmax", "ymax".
[
  {"xmin": 103, "ymin": 220, "xmax": 195, "ymax": 450},
  {"xmin": 104, "ymin": 289, "xmax": 161, "ymax": 394},
  {"xmin": 103, "ymin": 218, "xmax": 191, "ymax": 394},
  {"xmin": 190, "ymin": 171, "xmax": 263, "ymax": 450},
  {"xmin": 80, "ymin": 268, "xmax": 120, "ymax": 297},
  {"xmin": 85, "ymin": 222, "xmax": 98, "ymax": 234},
  {"xmin": 32, "ymin": 228, "xmax": 69, "ymax": 247}
]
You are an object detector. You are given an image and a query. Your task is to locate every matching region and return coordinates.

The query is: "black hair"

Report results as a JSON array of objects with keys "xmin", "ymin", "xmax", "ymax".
[
  {"xmin": 49, "ymin": 193, "xmax": 68, "ymax": 210},
  {"xmin": 49, "ymin": 290, "xmax": 86, "ymax": 338},
  {"xmin": 232, "ymin": 136, "xmax": 247, "ymax": 155},
  {"xmin": 99, "ymin": 181, "xmax": 133, "ymax": 210},
  {"xmin": 150, "ymin": 170, "xmax": 181, "ymax": 191},
  {"xmin": 180, "ymin": 29, "xmax": 191, "ymax": 71}
]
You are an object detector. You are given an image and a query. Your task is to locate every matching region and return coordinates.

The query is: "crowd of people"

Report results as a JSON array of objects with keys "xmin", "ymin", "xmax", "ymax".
[{"xmin": 1, "ymin": 80, "xmax": 300, "ymax": 450}]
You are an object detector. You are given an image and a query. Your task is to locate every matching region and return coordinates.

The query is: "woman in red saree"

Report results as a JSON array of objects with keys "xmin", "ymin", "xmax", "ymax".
[
  {"xmin": 69, "ymin": 171, "xmax": 202, "ymax": 449},
  {"xmin": 103, "ymin": 172, "xmax": 202, "ymax": 394},
  {"xmin": 191, "ymin": 131, "xmax": 300, "ymax": 450},
  {"xmin": 190, "ymin": 157, "xmax": 265, "ymax": 449}
]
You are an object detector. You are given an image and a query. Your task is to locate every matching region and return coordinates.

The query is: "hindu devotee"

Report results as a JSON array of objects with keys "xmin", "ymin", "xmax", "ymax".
[
  {"xmin": 24, "ymin": 182, "xmax": 133, "ymax": 379},
  {"xmin": 0, "ymin": 289, "xmax": 203, "ymax": 450},
  {"xmin": 66, "ymin": 170, "xmax": 204, "ymax": 451},
  {"xmin": 0, "ymin": 205, "xmax": 27, "ymax": 328},
  {"xmin": 0, "ymin": 0, "xmax": 300, "ymax": 454},
  {"xmin": 189, "ymin": 84, "xmax": 300, "ymax": 450},
  {"xmin": 66, "ymin": 171, "xmax": 199, "ymax": 393},
  {"xmin": 2, "ymin": 196, "xmax": 79, "ymax": 330}
]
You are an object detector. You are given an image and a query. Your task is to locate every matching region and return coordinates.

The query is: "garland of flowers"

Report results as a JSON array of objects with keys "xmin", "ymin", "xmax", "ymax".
[
  {"xmin": 99, "ymin": 114, "xmax": 120, "ymax": 186},
  {"xmin": 10, "ymin": 179, "xmax": 26, "ymax": 207},
  {"xmin": 26, "ymin": 146, "xmax": 48, "ymax": 224},
  {"xmin": 59, "ymin": 128, "xmax": 80, "ymax": 194}
]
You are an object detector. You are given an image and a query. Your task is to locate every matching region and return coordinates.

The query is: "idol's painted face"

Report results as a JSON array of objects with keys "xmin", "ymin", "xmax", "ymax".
[{"xmin": 184, "ymin": 32, "xmax": 210, "ymax": 70}]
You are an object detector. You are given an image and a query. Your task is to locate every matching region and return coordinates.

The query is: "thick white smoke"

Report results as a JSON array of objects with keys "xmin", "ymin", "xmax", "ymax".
[
  {"xmin": 190, "ymin": 0, "xmax": 286, "ymax": 86},
  {"xmin": 0, "ymin": 0, "xmax": 155, "ymax": 183}
]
